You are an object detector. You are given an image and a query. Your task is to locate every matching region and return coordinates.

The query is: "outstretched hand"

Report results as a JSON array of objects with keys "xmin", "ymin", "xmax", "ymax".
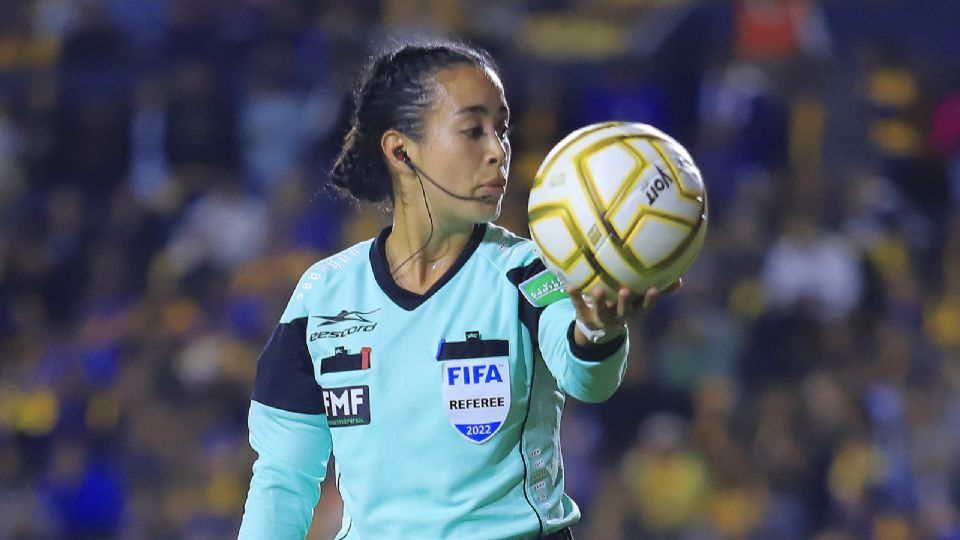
[{"xmin": 568, "ymin": 279, "xmax": 682, "ymax": 345}]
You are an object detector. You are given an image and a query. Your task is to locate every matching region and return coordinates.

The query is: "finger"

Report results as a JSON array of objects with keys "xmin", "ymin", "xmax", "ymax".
[
  {"xmin": 641, "ymin": 286, "xmax": 659, "ymax": 311},
  {"xmin": 601, "ymin": 288, "xmax": 624, "ymax": 322},
  {"xmin": 592, "ymin": 287, "xmax": 608, "ymax": 308},
  {"xmin": 599, "ymin": 286, "xmax": 616, "ymax": 310},
  {"xmin": 577, "ymin": 288, "xmax": 596, "ymax": 310},
  {"xmin": 616, "ymin": 286, "xmax": 631, "ymax": 320},
  {"xmin": 567, "ymin": 286, "xmax": 588, "ymax": 313},
  {"xmin": 586, "ymin": 287, "xmax": 615, "ymax": 328},
  {"xmin": 567, "ymin": 286, "xmax": 599, "ymax": 327},
  {"xmin": 591, "ymin": 287, "xmax": 608, "ymax": 326}
]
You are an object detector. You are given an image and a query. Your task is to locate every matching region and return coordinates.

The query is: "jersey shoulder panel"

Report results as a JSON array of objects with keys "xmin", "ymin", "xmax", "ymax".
[
  {"xmin": 478, "ymin": 224, "xmax": 570, "ymax": 311},
  {"xmin": 476, "ymin": 223, "xmax": 540, "ymax": 274},
  {"xmin": 280, "ymin": 238, "xmax": 374, "ymax": 323}
]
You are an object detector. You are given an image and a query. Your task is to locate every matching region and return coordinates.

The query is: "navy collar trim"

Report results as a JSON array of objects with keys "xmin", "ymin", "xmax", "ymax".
[{"xmin": 370, "ymin": 223, "xmax": 487, "ymax": 311}]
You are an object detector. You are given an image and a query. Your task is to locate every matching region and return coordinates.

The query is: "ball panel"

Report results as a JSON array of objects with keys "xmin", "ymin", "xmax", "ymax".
[
  {"xmin": 622, "ymin": 136, "xmax": 701, "ymax": 192},
  {"xmin": 532, "ymin": 157, "xmax": 604, "ymax": 255},
  {"xmin": 580, "ymin": 142, "xmax": 645, "ymax": 208},
  {"xmin": 565, "ymin": 186, "xmax": 605, "ymax": 249},
  {"xmin": 627, "ymin": 214, "xmax": 693, "ymax": 267},
  {"xmin": 643, "ymin": 138, "xmax": 705, "ymax": 198},
  {"xmin": 634, "ymin": 167, "xmax": 704, "ymax": 225},
  {"xmin": 530, "ymin": 183, "xmax": 605, "ymax": 264},
  {"xmin": 534, "ymin": 122, "xmax": 623, "ymax": 187},
  {"xmin": 592, "ymin": 236, "xmax": 652, "ymax": 292},
  {"xmin": 644, "ymin": 214, "xmax": 707, "ymax": 291},
  {"xmin": 529, "ymin": 203, "xmax": 614, "ymax": 292},
  {"xmin": 580, "ymin": 273, "xmax": 615, "ymax": 298},
  {"xmin": 529, "ymin": 214, "xmax": 578, "ymax": 267},
  {"xmin": 561, "ymin": 257, "xmax": 599, "ymax": 291},
  {"xmin": 623, "ymin": 122, "xmax": 676, "ymax": 143},
  {"xmin": 607, "ymin": 189, "xmax": 645, "ymax": 240}
]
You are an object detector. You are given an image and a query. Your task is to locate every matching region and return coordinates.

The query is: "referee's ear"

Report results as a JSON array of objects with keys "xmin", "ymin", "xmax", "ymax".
[{"xmin": 383, "ymin": 130, "xmax": 412, "ymax": 176}]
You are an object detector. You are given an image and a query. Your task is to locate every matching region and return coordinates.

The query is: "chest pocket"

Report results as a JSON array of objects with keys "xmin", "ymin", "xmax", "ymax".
[
  {"xmin": 320, "ymin": 346, "xmax": 372, "ymax": 374},
  {"xmin": 438, "ymin": 332, "xmax": 511, "ymax": 444}
]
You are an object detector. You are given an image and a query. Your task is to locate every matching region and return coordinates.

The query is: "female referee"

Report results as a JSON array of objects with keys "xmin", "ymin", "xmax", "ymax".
[{"xmin": 238, "ymin": 41, "xmax": 672, "ymax": 540}]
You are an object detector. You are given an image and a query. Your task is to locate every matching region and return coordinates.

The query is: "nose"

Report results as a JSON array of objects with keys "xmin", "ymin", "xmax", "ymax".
[{"xmin": 487, "ymin": 133, "xmax": 508, "ymax": 166}]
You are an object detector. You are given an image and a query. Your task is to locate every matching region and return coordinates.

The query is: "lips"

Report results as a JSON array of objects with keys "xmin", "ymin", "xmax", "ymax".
[{"xmin": 480, "ymin": 178, "xmax": 506, "ymax": 193}]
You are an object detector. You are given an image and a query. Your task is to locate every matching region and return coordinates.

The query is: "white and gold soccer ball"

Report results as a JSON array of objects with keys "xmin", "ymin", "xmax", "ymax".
[{"xmin": 527, "ymin": 121, "xmax": 707, "ymax": 297}]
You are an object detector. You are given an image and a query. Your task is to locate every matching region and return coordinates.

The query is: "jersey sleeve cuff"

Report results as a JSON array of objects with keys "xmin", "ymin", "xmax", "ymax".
[{"xmin": 566, "ymin": 321, "xmax": 626, "ymax": 362}]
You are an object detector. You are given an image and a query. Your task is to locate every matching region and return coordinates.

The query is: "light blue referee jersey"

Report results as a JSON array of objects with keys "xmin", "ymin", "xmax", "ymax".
[{"xmin": 239, "ymin": 223, "xmax": 629, "ymax": 540}]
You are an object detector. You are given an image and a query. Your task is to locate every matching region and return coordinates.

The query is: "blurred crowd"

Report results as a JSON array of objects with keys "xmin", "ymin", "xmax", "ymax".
[{"xmin": 1, "ymin": 0, "xmax": 959, "ymax": 539}]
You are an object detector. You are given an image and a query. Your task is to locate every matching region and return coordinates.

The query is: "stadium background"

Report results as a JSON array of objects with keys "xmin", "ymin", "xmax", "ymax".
[{"xmin": 1, "ymin": 0, "xmax": 959, "ymax": 538}]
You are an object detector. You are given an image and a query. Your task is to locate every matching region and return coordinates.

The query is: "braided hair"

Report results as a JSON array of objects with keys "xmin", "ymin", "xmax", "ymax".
[{"xmin": 330, "ymin": 41, "xmax": 499, "ymax": 203}]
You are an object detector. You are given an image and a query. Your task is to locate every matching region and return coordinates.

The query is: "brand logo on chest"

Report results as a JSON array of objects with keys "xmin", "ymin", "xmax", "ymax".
[{"xmin": 310, "ymin": 309, "xmax": 380, "ymax": 340}]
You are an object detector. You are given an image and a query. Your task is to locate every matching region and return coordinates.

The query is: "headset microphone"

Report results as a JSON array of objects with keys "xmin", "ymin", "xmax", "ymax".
[{"xmin": 394, "ymin": 148, "xmax": 496, "ymax": 202}]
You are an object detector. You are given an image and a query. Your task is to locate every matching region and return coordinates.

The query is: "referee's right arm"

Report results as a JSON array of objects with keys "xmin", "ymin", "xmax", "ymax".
[{"xmin": 239, "ymin": 317, "xmax": 332, "ymax": 539}]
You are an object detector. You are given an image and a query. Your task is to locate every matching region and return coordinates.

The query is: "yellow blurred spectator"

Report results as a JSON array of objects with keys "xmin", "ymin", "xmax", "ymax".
[
  {"xmin": 622, "ymin": 414, "xmax": 711, "ymax": 533},
  {"xmin": 14, "ymin": 387, "xmax": 59, "ymax": 436},
  {"xmin": 709, "ymin": 482, "xmax": 768, "ymax": 539},
  {"xmin": 872, "ymin": 513, "xmax": 914, "ymax": 540},
  {"xmin": 827, "ymin": 435, "xmax": 886, "ymax": 507}
]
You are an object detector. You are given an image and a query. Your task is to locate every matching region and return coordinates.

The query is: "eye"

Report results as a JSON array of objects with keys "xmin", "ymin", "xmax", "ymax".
[{"xmin": 462, "ymin": 126, "xmax": 485, "ymax": 139}]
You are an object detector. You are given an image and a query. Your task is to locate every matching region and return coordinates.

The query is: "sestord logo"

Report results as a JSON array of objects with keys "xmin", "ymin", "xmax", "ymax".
[{"xmin": 309, "ymin": 309, "xmax": 379, "ymax": 341}]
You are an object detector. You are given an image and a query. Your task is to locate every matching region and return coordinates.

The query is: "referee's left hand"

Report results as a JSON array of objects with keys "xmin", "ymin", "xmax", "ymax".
[{"xmin": 567, "ymin": 279, "xmax": 681, "ymax": 344}]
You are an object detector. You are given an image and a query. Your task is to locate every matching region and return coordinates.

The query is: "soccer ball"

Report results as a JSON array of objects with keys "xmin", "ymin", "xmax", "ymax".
[{"xmin": 527, "ymin": 121, "xmax": 707, "ymax": 298}]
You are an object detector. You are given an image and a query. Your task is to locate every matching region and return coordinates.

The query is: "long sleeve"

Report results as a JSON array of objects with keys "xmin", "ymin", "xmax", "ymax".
[
  {"xmin": 509, "ymin": 258, "xmax": 629, "ymax": 403},
  {"xmin": 239, "ymin": 402, "xmax": 332, "ymax": 539},
  {"xmin": 239, "ymin": 316, "xmax": 333, "ymax": 539},
  {"xmin": 537, "ymin": 300, "xmax": 628, "ymax": 403}
]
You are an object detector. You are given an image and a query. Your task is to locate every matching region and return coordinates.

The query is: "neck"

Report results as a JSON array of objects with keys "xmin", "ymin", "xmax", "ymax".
[{"xmin": 385, "ymin": 206, "xmax": 474, "ymax": 291}]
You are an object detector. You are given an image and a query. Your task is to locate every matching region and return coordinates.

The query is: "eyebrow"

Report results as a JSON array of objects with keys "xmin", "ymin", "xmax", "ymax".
[{"xmin": 455, "ymin": 104, "xmax": 510, "ymax": 118}]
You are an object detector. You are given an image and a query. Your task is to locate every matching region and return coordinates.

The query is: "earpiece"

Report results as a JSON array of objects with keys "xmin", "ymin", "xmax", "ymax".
[{"xmin": 394, "ymin": 147, "xmax": 409, "ymax": 162}]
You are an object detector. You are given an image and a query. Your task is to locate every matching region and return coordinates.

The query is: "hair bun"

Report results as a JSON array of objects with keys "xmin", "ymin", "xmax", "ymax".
[{"xmin": 330, "ymin": 127, "xmax": 392, "ymax": 203}]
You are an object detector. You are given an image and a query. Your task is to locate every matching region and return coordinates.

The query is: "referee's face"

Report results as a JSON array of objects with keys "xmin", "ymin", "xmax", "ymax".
[{"xmin": 413, "ymin": 64, "xmax": 511, "ymax": 226}]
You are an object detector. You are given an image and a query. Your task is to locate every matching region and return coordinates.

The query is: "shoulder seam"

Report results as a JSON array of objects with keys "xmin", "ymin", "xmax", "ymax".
[
  {"xmin": 474, "ymin": 225, "xmax": 537, "ymax": 275},
  {"xmin": 303, "ymin": 238, "xmax": 374, "ymax": 283},
  {"xmin": 289, "ymin": 238, "xmax": 374, "ymax": 306},
  {"xmin": 314, "ymin": 238, "xmax": 373, "ymax": 271}
]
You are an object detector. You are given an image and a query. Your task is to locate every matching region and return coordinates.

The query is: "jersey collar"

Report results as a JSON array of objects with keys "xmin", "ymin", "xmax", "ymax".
[{"xmin": 370, "ymin": 223, "xmax": 488, "ymax": 311}]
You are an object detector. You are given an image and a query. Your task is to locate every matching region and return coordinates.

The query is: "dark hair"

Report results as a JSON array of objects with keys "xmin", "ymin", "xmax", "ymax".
[{"xmin": 329, "ymin": 41, "xmax": 499, "ymax": 203}]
